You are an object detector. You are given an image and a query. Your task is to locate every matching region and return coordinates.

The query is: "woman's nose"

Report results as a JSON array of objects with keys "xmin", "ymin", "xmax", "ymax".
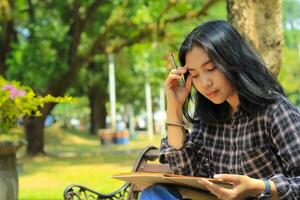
[{"xmin": 202, "ymin": 77, "xmax": 213, "ymax": 89}]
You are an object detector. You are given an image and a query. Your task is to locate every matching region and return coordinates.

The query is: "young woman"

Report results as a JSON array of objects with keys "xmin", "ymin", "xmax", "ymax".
[{"xmin": 140, "ymin": 20, "xmax": 300, "ymax": 200}]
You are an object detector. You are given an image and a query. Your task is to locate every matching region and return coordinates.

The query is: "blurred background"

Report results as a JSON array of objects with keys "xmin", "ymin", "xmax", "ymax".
[{"xmin": 0, "ymin": 0, "xmax": 299, "ymax": 199}]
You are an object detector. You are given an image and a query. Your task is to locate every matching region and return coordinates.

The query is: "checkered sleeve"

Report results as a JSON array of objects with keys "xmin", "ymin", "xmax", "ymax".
[
  {"xmin": 268, "ymin": 97, "xmax": 300, "ymax": 200},
  {"xmin": 159, "ymin": 121, "xmax": 206, "ymax": 176}
]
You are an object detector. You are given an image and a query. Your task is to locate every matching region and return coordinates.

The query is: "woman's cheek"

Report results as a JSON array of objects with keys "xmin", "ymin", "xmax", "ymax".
[{"xmin": 192, "ymin": 79, "xmax": 203, "ymax": 94}]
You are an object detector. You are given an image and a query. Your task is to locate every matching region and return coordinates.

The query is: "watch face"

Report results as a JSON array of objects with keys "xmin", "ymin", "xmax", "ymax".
[{"xmin": 257, "ymin": 194, "xmax": 271, "ymax": 200}]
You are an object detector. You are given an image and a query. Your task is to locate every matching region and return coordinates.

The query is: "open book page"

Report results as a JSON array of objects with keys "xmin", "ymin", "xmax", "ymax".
[
  {"xmin": 162, "ymin": 173, "xmax": 232, "ymax": 190},
  {"xmin": 112, "ymin": 172, "xmax": 233, "ymax": 192}
]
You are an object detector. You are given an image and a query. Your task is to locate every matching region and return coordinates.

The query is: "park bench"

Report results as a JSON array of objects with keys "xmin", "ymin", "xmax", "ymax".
[
  {"xmin": 63, "ymin": 145, "xmax": 172, "ymax": 200},
  {"xmin": 63, "ymin": 146, "xmax": 217, "ymax": 200}
]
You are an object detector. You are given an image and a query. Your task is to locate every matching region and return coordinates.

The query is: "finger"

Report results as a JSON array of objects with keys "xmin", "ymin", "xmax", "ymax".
[
  {"xmin": 166, "ymin": 74, "xmax": 182, "ymax": 85},
  {"xmin": 165, "ymin": 74, "xmax": 182, "ymax": 83},
  {"xmin": 198, "ymin": 178, "xmax": 231, "ymax": 199},
  {"xmin": 184, "ymin": 74, "xmax": 193, "ymax": 92},
  {"xmin": 165, "ymin": 74, "xmax": 183, "ymax": 89},
  {"xmin": 170, "ymin": 68, "xmax": 187, "ymax": 75},
  {"xmin": 214, "ymin": 174, "xmax": 241, "ymax": 185},
  {"xmin": 168, "ymin": 74, "xmax": 182, "ymax": 80}
]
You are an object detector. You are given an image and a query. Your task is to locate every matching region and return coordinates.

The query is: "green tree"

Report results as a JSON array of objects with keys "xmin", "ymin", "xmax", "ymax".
[
  {"xmin": 67, "ymin": 0, "xmax": 225, "ymax": 135},
  {"xmin": 283, "ymin": 0, "xmax": 300, "ymax": 49},
  {"xmin": 280, "ymin": 0, "xmax": 300, "ymax": 105},
  {"xmin": 1, "ymin": 0, "xmax": 222, "ymax": 155},
  {"xmin": 0, "ymin": 0, "xmax": 17, "ymax": 75}
]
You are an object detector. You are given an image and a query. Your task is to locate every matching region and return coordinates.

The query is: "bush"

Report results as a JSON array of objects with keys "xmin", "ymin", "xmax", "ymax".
[{"xmin": 0, "ymin": 76, "xmax": 72, "ymax": 134}]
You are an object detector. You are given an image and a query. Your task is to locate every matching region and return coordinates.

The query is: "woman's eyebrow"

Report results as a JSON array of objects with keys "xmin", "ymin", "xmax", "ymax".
[
  {"xmin": 201, "ymin": 60, "xmax": 211, "ymax": 67},
  {"xmin": 188, "ymin": 59, "xmax": 211, "ymax": 71}
]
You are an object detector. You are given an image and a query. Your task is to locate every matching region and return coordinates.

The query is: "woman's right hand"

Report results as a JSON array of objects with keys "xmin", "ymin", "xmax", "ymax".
[{"xmin": 164, "ymin": 66, "xmax": 193, "ymax": 110}]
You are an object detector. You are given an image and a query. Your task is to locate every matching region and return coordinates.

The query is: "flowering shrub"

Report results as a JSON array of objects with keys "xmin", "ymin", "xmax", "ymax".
[{"xmin": 0, "ymin": 76, "xmax": 71, "ymax": 133}]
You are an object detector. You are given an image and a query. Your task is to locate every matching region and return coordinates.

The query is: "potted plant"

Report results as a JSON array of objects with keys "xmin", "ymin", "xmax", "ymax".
[{"xmin": 0, "ymin": 76, "xmax": 71, "ymax": 200}]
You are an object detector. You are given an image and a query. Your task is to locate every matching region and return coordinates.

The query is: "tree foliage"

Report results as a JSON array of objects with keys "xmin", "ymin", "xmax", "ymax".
[
  {"xmin": 280, "ymin": 0, "xmax": 300, "ymax": 105},
  {"xmin": 1, "ymin": 0, "xmax": 298, "ymax": 154},
  {"xmin": 0, "ymin": 0, "xmax": 225, "ymax": 153}
]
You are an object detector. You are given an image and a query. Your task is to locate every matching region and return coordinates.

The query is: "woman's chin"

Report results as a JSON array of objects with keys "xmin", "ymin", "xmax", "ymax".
[{"xmin": 210, "ymin": 98, "xmax": 225, "ymax": 104}]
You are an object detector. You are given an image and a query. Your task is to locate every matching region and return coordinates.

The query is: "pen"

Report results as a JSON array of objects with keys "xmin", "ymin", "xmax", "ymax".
[{"xmin": 170, "ymin": 53, "xmax": 185, "ymax": 86}]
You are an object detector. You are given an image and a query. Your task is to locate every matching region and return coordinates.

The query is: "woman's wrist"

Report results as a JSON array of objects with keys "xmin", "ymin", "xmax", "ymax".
[
  {"xmin": 249, "ymin": 178, "xmax": 266, "ymax": 197},
  {"xmin": 248, "ymin": 178, "xmax": 278, "ymax": 199},
  {"xmin": 166, "ymin": 106, "xmax": 183, "ymax": 123}
]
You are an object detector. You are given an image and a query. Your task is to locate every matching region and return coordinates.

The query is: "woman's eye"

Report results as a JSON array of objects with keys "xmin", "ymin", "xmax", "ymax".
[
  {"xmin": 192, "ymin": 74, "xmax": 199, "ymax": 78},
  {"xmin": 207, "ymin": 66, "xmax": 215, "ymax": 71}
]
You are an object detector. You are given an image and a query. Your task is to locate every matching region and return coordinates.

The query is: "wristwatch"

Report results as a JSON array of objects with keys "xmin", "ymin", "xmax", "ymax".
[{"xmin": 257, "ymin": 179, "xmax": 271, "ymax": 200}]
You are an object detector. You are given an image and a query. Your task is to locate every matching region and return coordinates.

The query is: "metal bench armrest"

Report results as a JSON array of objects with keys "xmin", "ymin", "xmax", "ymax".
[{"xmin": 63, "ymin": 146, "xmax": 164, "ymax": 200}]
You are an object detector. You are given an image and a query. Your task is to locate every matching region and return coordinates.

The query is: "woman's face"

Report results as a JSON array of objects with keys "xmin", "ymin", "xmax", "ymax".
[{"xmin": 185, "ymin": 46, "xmax": 239, "ymax": 109}]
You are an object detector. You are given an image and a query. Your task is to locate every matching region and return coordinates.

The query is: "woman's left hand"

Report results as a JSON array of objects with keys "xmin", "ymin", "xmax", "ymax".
[{"xmin": 198, "ymin": 174, "xmax": 262, "ymax": 200}]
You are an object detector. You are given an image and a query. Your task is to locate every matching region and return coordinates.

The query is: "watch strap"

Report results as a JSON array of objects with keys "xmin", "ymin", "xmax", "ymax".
[
  {"xmin": 264, "ymin": 179, "xmax": 271, "ymax": 196},
  {"xmin": 257, "ymin": 179, "xmax": 271, "ymax": 200}
]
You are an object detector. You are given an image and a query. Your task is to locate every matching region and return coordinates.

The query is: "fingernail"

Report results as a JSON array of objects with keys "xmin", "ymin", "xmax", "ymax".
[{"xmin": 214, "ymin": 175, "xmax": 221, "ymax": 179}]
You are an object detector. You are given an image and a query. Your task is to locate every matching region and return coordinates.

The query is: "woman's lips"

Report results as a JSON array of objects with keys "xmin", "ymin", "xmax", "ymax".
[{"xmin": 205, "ymin": 90, "xmax": 219, "ymax": 98}]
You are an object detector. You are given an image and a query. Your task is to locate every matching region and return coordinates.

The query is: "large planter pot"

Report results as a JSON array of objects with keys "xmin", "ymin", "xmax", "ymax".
[
  {"xmin": 98, "ymin": 129, "xmax": 114, "ymax": 145},
  {"xmin": 0, "ymin": 141, "xmax": 25, "ymax": 200},
  {"xmin": 113, "ymin": 130, "xmax": 129, "ymax": 145}
]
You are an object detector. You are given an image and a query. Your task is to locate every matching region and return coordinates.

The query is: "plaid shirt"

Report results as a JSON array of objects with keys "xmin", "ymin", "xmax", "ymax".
[{"xmin": 160, "ymin": 95, "xmax": 300, "ymax": 200}]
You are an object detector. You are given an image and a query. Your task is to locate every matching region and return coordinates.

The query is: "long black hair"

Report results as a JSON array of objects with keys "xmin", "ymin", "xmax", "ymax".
[{"xmin": 179, "ymin": 20, "xmax": 284, "ymax": 123}]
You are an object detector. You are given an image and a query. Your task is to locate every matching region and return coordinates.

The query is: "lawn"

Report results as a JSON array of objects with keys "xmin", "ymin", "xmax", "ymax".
[{"xmin": 18, "ymin": 125, "xmax": 162, "ymax": 200}]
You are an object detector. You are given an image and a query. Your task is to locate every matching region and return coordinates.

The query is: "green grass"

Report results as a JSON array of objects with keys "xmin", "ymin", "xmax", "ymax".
[{"xmin": 18, "ymin": 125, "xmax": 162, "ymax": 200}]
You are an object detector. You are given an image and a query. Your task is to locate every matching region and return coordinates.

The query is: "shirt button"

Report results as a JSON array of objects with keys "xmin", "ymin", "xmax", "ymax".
[
  {"xmin": 229, "ymin": 169, "xmax": 235, "ymax": 173},
  {"xmin": 231, "ymin": 125, "xmax": 235, "ymax": 129},
  {"xmin": 230, "ymin": 145, "xmax": 236, "ymax": 151}
]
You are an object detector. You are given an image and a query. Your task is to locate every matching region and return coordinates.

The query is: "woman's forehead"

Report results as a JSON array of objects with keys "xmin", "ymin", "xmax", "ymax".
[{"xmin": 186, "ymin": 47, "xmax": 210, "ymax": 69}]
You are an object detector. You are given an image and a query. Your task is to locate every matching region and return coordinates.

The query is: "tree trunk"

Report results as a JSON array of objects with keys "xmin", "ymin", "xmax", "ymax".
[
  {"xmin": 24, "ymin": 117, "xmax": 45, "ymax": 155},
  {"xmin": 99, "ymin": 101, "xmax": 107, "ymax": 130},
  {"xmin": 88, "ymin": 89, "xmax": 107, "ymax": 135},
  {"xmin": 227, "ymin": 0, "xmax": 283, "ymax": 77},
  {"xmin": 24, "ymin": 103, "xmax": 55, "ymax": 155},
  {"xmin": 0, "ymin": 0, "xmax": 17, "ymax": 76}
]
